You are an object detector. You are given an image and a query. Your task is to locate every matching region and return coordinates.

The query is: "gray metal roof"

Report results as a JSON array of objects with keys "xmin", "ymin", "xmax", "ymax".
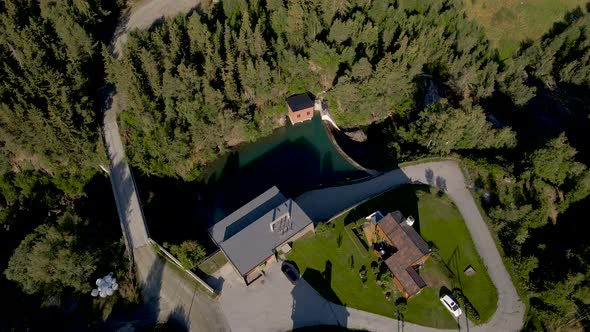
[
  {"xmin": 286, "ymin": 94, "xmax": 314, "ymax": 112},
  {"xmin": 209, "ymin": 186, "xmax": 287, "ymax": 243},
  {"xmin": 209, "ymin": 187, "xmax": 313, "ymax": 276}
]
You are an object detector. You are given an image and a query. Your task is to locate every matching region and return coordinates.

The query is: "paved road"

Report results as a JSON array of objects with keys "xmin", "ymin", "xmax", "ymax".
[
  {"xmin": 133, "ymin": 246, "xmax": 229, "ymax": 330},
  {"xmin": 103, "ymin": 2, "xmax": 523, "ymax": 330},
  {"xmin": 296, "ymin": 161, "xmax": 525, "ymax": 331},
  {"xmin": 104, "ymin": 103, "xmax": 149, "ymax": 249},
  {"xmin": 103, "ymin": 1, "xmax": 230, "ymax": 330},
  {"xmin": 105, "ymin": 0, "xmax": 202, "ymax": 250},
  {"xmin": 213, "ymin": 261, "xmax": 451, "ymax": 332}
]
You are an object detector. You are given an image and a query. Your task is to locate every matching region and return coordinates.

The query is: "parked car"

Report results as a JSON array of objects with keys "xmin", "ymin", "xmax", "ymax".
[
  {"xmin": 281, "ymin": 262, "xmax": 299, "ymax": 284},
  {"xmin": 440, "ymin": 294, "xmax": 463, "ymax": 317}
]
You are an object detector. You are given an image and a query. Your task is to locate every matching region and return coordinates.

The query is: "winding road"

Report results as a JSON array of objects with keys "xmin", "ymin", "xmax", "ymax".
[
  {"xmin": 103, "ymin": 1, "xmax": 524, "ymax": 330},
  {"xmin": 295, "ymin": 161, "xmax": 525, "ymax": 331},
  {"xmin": 103, "ymin": 0, "xmax": 229, "ymax": 330},
  {"xmin": 214, "ymin": 161, "xmax": 524, "ymax": 332}
]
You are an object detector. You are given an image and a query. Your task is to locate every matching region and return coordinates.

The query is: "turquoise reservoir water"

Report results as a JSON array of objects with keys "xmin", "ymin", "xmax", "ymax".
[{"xmin": 202, "ymin": 114, "xmax": 368, "ymax": 223}]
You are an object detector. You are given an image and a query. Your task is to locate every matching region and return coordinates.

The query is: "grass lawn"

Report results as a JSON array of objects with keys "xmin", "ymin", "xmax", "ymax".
[
  {"xmin": 198, "ymin": 250, "xmax": 228, "ymax": 275},
  {"xmin": 418, "ymin": 189, "xmax": 498, "ymax": 322},
  {"xmin": 288, "ymin": 185, "xmax": 497, "ymax": 328},
  {"xmin": 463, "ymin": 0, "xmax": 588, "ymax": 58}
]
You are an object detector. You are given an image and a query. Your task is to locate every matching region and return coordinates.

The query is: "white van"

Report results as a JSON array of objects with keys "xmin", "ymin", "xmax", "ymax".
[{"xmin": 440, "ymin": 294, "xmax": 463, "ymax": 317}]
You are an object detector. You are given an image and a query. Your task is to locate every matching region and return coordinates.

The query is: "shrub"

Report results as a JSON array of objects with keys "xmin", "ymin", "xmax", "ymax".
[
  {"xmin": 336, "ymin": 232, "xmax": 343, "ymax": 248},
  {"xmin": 359, "ymin": 265, "xmax": 367, "ymax": 282},
  {"xmin": 370, "ymin": 261, "xmax": 381, "ymax": 277},
  {"xmin": 315, "ymin": 222, "xmax": 331, "ymax": 236},
  {"xmin": 164, "ymin": 240, "xmax": 206, "ymax": 271},
  {"xmin": 452, "ymin": 288, "xmax": 480, "ymax": 321},
  {"xmin": 379, "ymin": 271, "xmax": 394, "ymax": 293}
]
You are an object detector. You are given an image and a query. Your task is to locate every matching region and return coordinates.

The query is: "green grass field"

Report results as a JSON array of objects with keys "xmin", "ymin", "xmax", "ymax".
[
  {"xmin": 198, "ymin": 250, "xmax": 228, "ymax": 275},
  {"xmin": 463, "ymin": 0, "xmax": 588, "ymax": 57},
  {"xmin": 288, "ymin": 185, "xmax": 497, "ymax": 328},
  {"xmin": 418, "ymin": 189, "xmax": 498, "ymax": 322}
]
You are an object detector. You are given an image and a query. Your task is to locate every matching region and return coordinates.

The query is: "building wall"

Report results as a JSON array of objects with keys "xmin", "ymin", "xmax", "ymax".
[
  {"xmin": 265, "ymin": 254, "xmax": 277, "ymax": 265},
  {"xmin": 245, "ymin": 268, "xmax": 263, "ymax": 285},
  {"xmin": 288, "ymin": 106, "xmax": 314, "ymax": 124},
  {"xmin": 244, "ymin": 254, "xmax": 276, "ymax": 285}
]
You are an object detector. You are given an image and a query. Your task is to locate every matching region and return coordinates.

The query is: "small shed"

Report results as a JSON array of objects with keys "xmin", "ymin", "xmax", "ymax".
[
  {"xmin": 464, "ymin": 265, "xmax": 477, "ymax": 276},
  {"xmin": 286, "ymin": 94, "xmax": 314, "ymax": 125}
]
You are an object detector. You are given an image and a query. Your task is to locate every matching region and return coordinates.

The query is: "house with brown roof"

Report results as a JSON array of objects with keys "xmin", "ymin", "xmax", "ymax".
[
  {"xmin": 368, "ymin": 211, "xmax": 432, "ymax": 298},
  {"xmin": 286, "ymin": 94, "xmax": 314, "ymax": 125}
]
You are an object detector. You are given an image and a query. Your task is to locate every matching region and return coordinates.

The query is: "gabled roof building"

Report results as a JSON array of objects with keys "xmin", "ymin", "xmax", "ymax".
[
  {"xmin": 286, "ymin": 94, "xmax": 315, "ymax": 125},
  {"xmin": 372, "ymin": 211, "xmax": 432, "ymax": 298},
  {"xmin": 209, "ymin": 186, "xmax": 314, "ymax": 284}
]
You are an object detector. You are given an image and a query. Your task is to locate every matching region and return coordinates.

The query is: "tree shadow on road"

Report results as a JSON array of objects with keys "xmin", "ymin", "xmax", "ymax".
[
  {"xmin": 435, "ymin": 176, "xmax": 447, "ymax": 194},
  {"xmin": 107, "ymin": 159, "xmax": 140, "ymax": 257},
  {"xmin": 155, "ymin": 304, "xmax": 190, "ymax": 331},
  {"xmin": 342, "ymin": 184, "xmax": 427, "ymax": 234},
  {"xmin": 292, "ymin": 268, "xmax": 349, "ymax": 330},
  {"xmin": 301, "ymin": 266, "xmax": 342, "ymax": 306},
  {"xmin": 139, "ymin": 252, "xmax": 165, "ymax": 325},
  {"xmin": 100, "ymin": 249, "xmax": 164, "ymax": 330}
]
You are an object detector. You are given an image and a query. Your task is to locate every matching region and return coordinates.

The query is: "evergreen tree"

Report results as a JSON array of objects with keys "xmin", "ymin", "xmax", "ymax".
[
  {"xmin": 400, "ymin": 101, "xmax": 517, "ymax": 154},
  {"xmin": 0, "ymin": 0, "xmax": 109, "ymax": 176},
  {"xmin": 528, "ymin": 133, "xmax": 585, "ymax": 186},
  {"xmin": 4, "ymin": 212, "xmax": 98, "ymax": 295}
]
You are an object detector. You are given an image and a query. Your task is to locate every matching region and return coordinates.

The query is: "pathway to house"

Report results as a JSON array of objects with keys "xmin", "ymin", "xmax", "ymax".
[
  {"xmin": 213, "ymin": 160, "xmax": 524, "ymax": 332},
  {"xmin": 297, "ymin": 160, "xmax": 525, "ymax": 331},
  {"xmin": 211, "ymin": 261, "xmax": 446, "ymax": 332}
]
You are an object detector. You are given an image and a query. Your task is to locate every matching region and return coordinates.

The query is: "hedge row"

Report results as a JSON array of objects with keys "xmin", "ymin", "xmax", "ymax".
[{"xmin": 452, "ymin": 288, "xmax": 480, "ymax": 321}]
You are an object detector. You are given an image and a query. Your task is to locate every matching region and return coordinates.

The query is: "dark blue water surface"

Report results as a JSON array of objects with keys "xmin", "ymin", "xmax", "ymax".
[{"xmin": 203, "ymin": 114, "xmax": 368, "ymax": 223}]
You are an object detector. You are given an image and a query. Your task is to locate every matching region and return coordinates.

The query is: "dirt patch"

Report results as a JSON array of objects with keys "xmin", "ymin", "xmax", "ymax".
[
  {"xmin": 112, "ymin": 0, "xmax": 200, "ymax": 57},
  {"xmin": 362, "ymin": 222, "xmax": 377, "ymax": 247},
  {"xmin": 420, "ymin": 254, "xmax": 455, "ymax": 291}
]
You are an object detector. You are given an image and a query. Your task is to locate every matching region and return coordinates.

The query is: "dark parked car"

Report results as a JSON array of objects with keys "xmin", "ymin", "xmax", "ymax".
[{"xmin": 281, "ymin": 262, "xmax": 299, "ymax": 284}]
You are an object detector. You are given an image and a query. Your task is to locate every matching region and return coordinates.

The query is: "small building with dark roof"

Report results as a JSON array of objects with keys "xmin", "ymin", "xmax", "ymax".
[
  {"xmin": 208, "ymin": 186, "xmax": 315, "ymax": 284},
  {"xmin": 371, "ymin": 211, "xmax": 432, "ymax": 298},
  {"xmin": 286, "ymin": 94, "xmax": 315, "ymax": 125}
]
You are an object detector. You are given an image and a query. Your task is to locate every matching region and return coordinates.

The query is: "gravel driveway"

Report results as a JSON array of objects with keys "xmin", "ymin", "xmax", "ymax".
[
  {"xmin": 296, "ymin": 161, "xmax": 525, "ymax": 331},
  {"xmin": 212, "ymin": 261, "xmax": 447, "ymax": 332},
  {"xmin": 206, "ymin": 161, "xmax": 527, "ymax": 332}
]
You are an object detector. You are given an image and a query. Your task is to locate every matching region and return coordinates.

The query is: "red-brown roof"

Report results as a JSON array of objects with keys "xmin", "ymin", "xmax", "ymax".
[
  {"xmin": 385, "ymin": 260, "xmax": 426, "ymax": 297},
  {"xmin": 379, "ymin": 211, "xmax": 430, "ymax": 297}
]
